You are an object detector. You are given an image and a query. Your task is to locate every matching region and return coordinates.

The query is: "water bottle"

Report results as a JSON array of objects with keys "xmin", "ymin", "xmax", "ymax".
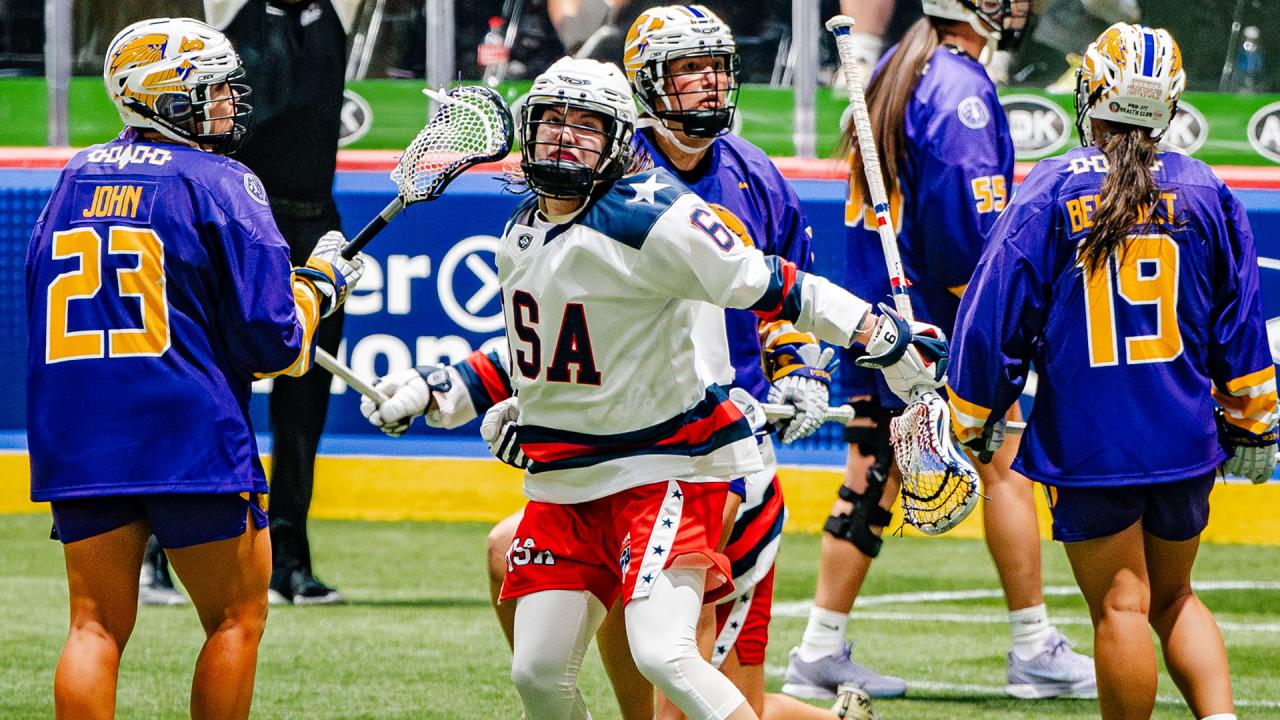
[
  {"xmin": 1237, "ymin": 26, "xmax": 1265, "ymax": 93},
  {"xmin": 478, "ymin": 16, "xmax": 508, "ymax": 87}
]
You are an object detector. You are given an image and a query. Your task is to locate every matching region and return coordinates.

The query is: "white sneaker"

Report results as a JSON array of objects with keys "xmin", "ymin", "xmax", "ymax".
[{"xmin": 1006, "ymin": 629, "xmax": 1097, "ymax": 699}]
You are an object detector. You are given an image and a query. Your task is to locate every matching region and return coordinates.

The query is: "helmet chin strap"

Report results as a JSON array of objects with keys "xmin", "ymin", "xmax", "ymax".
[{"xmin": 639, "ymin": 117, "xmax": 711, "ymax": 155}]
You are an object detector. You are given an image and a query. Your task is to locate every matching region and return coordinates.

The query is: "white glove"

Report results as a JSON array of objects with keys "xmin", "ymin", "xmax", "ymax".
[
  {"xmin": 303, "ymin": 231, "xmax": 367, "ymax": 317},
  {"xmin": 481, "ymin": 397, "xmax": 528, "ymax": 469},
  {"xmin": 767, "ymin": 347, "xmax": 833, "ymax": 444},
  {"xmin": 361, "ymin": 368, "xmax": 431, "ymax": 437},
  {"xmin": 854, "ymin": 303, "xmax": 948, "ymax": 403},
  {"xmin": 1222, "ymin": 444, "xmax": 1277, "ymax": 484}
]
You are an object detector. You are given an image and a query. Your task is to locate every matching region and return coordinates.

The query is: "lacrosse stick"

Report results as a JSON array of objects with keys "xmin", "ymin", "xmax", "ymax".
[
  {"xmin": 340, "ymin": 85, "xmax": 514, "ymax": 259},
  {"xmin": 314, "ymin": 348, "xmax": 387, "ymax": 405},
  {"xmin": 828, "ymin": 14, "xmax": 981, "ymax": 535},
  {"xmin": 762, "ymin": 403, "xmax": 855, "ymax": 424}
]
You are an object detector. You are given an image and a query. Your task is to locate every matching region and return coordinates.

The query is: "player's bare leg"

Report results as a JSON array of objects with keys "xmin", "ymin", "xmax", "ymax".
[
  {"xmin": 486, "ymin": 511, "xmax": 523, "ymax": 648},
  {"xmin": 167, "ymin": 510, "xmax": 270, "ymax": 720},
  {"xmin": 598, "ymin": 598, "xmax": 657, "ymax": 720},
  {"xmin": 1144, "ymin": 532, "xmax": 1234, "ymax": 718},
  {"xmin": 786, "ymin": 424, "xmax": 905, "ymax": 700},
  {"xmin": 1064, "ymin": 520, "xmax": 1156, "ymax": 719},
  {"xmin": 980, "ymin": 404, "xmax": 1043, "ymax": 612},
  {"xmin": 979, "ymin": 404, "xmax": 1094, "ymax": 698},
  {"xmin": 55, "ymin": 520, "xmax": 149, "ymax": 720},
  {"xmin": 812, "ymin": 448, "xmax": 893, "ymax": 615}
]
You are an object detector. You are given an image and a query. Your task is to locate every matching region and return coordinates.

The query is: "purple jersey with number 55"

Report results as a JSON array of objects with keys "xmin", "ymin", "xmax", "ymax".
[
  {"xmin": 842, "ymin": 45, "xmax": 1013, "ymax": 405},
  {"xmin": 948, "ymin": 146, "xmax": 1277, "ymax": 487},
  {"xmin": 26, "ymin": 130, "xmax": 316, "ymax": 501}
]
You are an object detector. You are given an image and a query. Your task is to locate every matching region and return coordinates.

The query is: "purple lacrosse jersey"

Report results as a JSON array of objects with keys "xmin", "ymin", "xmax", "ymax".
[
  {"xmin": 843, "ymin": 45, "xmax": 1013, "ymax": 402},
  {"xmin": 26, "ymin": 130, "xmax": 311, "ymax": 501},
  {"xmin": 637, "ymin": 128, "xmax": 815, "ymax": 400},
  {"xmin": 949, "ymin": 146, "xmax": 1276, "ymax": 487}
]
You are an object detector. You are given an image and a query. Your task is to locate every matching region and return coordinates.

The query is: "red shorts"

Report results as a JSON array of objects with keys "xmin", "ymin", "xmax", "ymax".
[
  {"xmin": 499, "ymin": 480, "xmax": 733, "ymax": 610},
  {"xmin": 710, "ymin": 564, "xmax": 775, "ymax": 667}
]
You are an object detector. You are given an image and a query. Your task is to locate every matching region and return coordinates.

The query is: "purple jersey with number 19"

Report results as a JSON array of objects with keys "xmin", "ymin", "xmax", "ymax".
[
  {"xmin": 26, "ymin": 130, "xmax": 321, "ymax": 502},
  {"xmin": 948, "ymin": 146, "xmax": 1277, "ymax": 487}
]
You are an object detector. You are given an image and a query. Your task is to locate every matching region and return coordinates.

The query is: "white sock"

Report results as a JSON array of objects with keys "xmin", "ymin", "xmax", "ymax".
[
  {"xmin": 1009, "ymin": 603, "xmax": 1052, "ymax": 661},
  {"xmin": 1200, "ymin": 715, "xmax": 1237, "ymax": 720},
  {"xmin": 798, "ymin": 606, "xmax": 848, "ymax": 662}
]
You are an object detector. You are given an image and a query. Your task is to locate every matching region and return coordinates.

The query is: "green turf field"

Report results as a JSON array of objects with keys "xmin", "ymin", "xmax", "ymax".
[{"xmin": 2, "ymin": 515, "xmax": 1277, "ymax": 719}]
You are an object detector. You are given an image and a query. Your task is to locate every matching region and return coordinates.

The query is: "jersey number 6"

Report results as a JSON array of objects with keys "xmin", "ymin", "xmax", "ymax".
[{"xmin": 46, "ymin": 226, "xmax": 170, "ymax": 364}]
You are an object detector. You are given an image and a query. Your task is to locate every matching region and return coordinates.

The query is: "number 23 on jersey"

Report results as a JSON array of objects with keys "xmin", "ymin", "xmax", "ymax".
[{"xmin": 45, "ymin": 226, "xmax": 170, "ymax": 363}]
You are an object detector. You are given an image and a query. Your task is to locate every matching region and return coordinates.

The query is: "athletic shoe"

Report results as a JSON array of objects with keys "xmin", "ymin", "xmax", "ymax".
[
  {"xmin": 831, "ymin": 682, "xmax": 879, "ymax": 719},
  {"xmin": 1006, "ymin": 629, "xmax": 1097, "ymax": 699},
  {"xmin": 288, "ymin": 568, "xmax": 348, "ymax": 602},
  {"xmin": 783, "ymin": 642, "xmax": 907, "ymax": 699},
  {"xmin": 138, "ymin": 562, "xmax": 187, "ymax": 606}
]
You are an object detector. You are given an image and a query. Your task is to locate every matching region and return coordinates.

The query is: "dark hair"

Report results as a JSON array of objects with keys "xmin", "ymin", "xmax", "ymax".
[
  {"xmin": 839, "ymin": 16, "xmax": 943, "ymax": 207},
  {"xmin": 1079, "ymin": 124, "xmax": 1164, "ymax": 274}
]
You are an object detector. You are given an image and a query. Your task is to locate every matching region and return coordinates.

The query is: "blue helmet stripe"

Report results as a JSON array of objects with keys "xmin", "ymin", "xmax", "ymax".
[
  {"xmin": 685, "ymin": 4, "xmax": 705, "ymax": 18},
  {"xmin": 1142, "ymin": 29, "xmax": 1156, "ymax": 76}
]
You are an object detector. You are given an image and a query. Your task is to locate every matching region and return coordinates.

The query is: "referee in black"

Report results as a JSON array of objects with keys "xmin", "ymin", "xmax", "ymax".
[{"xmin": 216, "ymin": 0, "xmax": 350, "ymax": 605}]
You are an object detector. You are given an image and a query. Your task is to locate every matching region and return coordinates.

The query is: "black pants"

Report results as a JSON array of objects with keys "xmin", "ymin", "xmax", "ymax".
[{"xmin": 267, "ymin": 202, "xmax": 343, "ymax": 581}]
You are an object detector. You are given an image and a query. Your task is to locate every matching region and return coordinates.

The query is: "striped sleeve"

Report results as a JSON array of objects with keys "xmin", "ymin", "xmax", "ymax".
[
  {"xmin": 253, "ymin": 276, "xmax": 323, "ymax": 378},
  {"xmin": 1215, "ymin": 366, "xmax": 1278, "ymax": 436},
  {"xmin": 636, "ymin": 194, "xmax": 871, "ymax": 348},
  {"xmin": 1208, "ymin": 188, "xmax": 1278, "ymax": 436}
]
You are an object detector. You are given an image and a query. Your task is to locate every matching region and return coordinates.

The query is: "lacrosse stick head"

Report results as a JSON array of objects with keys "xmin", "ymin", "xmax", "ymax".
[
  {"xmin": 889, "ymin": 390, "xmax": 981, "ymax": 535},
  {"xmin": 391, "ymin": 85, "xmax": 514, "ymax": 205}
]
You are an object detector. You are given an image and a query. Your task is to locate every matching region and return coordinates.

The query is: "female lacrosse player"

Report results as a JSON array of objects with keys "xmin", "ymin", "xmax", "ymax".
[
  {"xmin": 26, "ymin": 18, "xmax": 362, "ymax": 720},
  {"xmin": 948, "ymin": 23, "xmax": 1276, "ymax": 720},
  {"xmin": 375, "ymin": 8, "xmax": 880, "ymax": 717},
  {"xmin": 786, "ymin": 0, "xmax": 1096, "ymax": 702},
  {"xmin": 367, "ymin": 55, "xmax": 945, "ymax": 720}
]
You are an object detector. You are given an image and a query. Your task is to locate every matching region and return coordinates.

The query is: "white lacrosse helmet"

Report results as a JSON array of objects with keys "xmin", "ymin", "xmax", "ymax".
[
  {"xmin": 519, "ymin": 57, "xmax": 637, "ymax": 198},
  {"xmin": 1075, "ymin": 23, "xmax": 1186, "ymax": 145},
  {"xmin": 921, "ymin": 0, "xmax": 1032, "ymax": 55},
  {"xmin": 623, "ymin": 4, "xmax": 739, "ymax": 137},
  {"xmin": 103, "ymin": 17, "xmax": 251, "ymax": 153}
]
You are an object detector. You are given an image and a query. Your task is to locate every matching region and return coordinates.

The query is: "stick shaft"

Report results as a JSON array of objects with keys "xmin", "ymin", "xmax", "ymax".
[
  {"xmin": 826, "ymin": 16, "xmax": 914, "ymax": 321},
  {"xmin": 761, "ymin": 403, "xmax": 855, "ymax": 424},
  {"xmin": 342, "ymin": 195, "xmax": 405, "ymax": 259},
  {"xmin": 314, "ymin": 348, "xmax": 388, "ymax": 404}
]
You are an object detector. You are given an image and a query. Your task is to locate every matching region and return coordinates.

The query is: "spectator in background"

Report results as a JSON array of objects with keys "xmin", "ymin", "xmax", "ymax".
[{"xmin": 207, "ymin": 0, "xmax": 357, "ymax": 605}]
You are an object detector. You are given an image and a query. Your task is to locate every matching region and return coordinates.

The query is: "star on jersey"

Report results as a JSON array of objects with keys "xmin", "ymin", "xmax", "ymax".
[{"xmin": 626, "ymin": 175, "xmax": 670, "ymax": 205}]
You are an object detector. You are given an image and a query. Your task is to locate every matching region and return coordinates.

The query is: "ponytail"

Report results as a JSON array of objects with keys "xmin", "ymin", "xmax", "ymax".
[
  {"xmin": 839, "ymin": 16, "xmax": 942, "ymax": 208},
  {"xmin": 1079, "ymin": 126, "xmax": 1162, "ymax": 275}
]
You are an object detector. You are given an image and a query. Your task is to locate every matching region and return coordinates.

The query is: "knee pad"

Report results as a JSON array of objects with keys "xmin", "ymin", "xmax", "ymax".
[
  {"xmin": 842, "ymin": 398, "xmax": 895, "ymax": 460},
  {"xmin": 824, "ymin": 478, "xmax": 894, "ymax": 559}
]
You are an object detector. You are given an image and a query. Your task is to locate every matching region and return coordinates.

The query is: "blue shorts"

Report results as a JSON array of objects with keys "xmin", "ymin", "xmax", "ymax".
[
  {"xmin": 1045, "ymin": 472, "xmax": 1215, "ymax": 543},
  {"xmin": 50, "ymin": 493, "xmax": 269, "ymax": 549}
]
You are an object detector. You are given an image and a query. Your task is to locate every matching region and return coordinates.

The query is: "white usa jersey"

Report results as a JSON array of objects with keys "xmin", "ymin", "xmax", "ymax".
[{"xmin": 500, "ymin": 168, "xmax": 871, "ymax": 504}]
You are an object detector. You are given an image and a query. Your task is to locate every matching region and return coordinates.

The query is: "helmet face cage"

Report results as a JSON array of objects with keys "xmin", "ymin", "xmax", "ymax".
[
  {"xmin": 635, "ymin": 50, "xmax": 740, "ymax": 138},
  {"xmin": 130, "ymin": 66, "xmax": 253, "ymax": 154},
  {"xmin": 931, "ymin": 0, "xmax": 1032, "ymax": 51},
  {"xmin": 520, "ymin": 98, "xmax": 634, "ymax": 199}
]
